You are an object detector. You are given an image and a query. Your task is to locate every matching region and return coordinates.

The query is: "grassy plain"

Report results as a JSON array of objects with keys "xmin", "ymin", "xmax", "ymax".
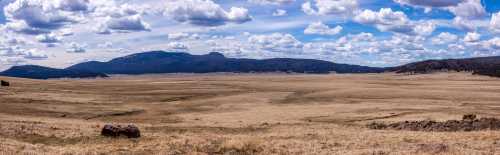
[{"xmin": 1, "ymin": 73, "xmax": 500, "ymax": 154}]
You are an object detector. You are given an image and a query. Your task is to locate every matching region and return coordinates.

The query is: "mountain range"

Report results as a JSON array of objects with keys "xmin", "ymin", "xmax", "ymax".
[
  {"xmin": 0, "ymin": 65, "xmax": 108, "ymax": 79},
  {"xmin": 389, "ymin": 56, "xmax": 500, "ymax": 77},
  {"xmin": 3, "ymin": 51, "xmax": 500, "ymax": 79},
  {"xmin": 0, "ymin": 51, "xmax": 384, "ymax": 79}
]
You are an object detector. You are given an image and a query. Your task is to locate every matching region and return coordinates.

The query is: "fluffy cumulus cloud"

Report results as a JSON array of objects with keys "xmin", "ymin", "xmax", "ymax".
[
  {"xmin": 97, "ymin": 15, "xmax": 151, "ymax": 34},
  {"xmin": 0, "ymin": 36, "xmax": 27, "ymax": 46},
  {"xmin": 22, "ymin": 49, "xmax": 48, "ymax": 60},
  {"xmin": 272, "ymin": 9, "xmax": 287, "ymax": 16},
  {"xmin": 0, "ymin": 46, "xmax": 23, "ymax": 57},
  {"xmin": 248, "ymin": 33, "xmax": 303, "ymax": 53},
  {"xmin": 431, "ymin": 32, "xmax": 458, "ymax": 45},
  {"xmin": 395, "ymin": 0, "xmax": 486, "ymax": 19},
  {"xmin": 447, "ymin": 0, "xmax": 486, "ymax": 19},
  {"xmin": 354, "ymin": 8, "xmax": 406, "ymax": 24},
  {"xmin": 463, "ymin": 32, "xmax": 480, "ymax": 42},
  {"xmin": 36, "ymin": 33, "xmax": 61, "ymax": 43},
  {"xmin": 491, "ymin": 12, "xmax": 500, "ymax": 33},
  {"xmin": 453, "ymin": 17, "xmax": 476, "ymax": 31},
  {"xmin": 66, "ymin": 42, "xmax": 86, "ymax": 53},
  {"xmin": 249, "ymin": 0, "xmax": 295, "ymax": 5},
  {"xmin": 3, "ymin": 0, "xmax": 152, "ymax": 35},
  {"xmin": 394, "ymin": 0, "xmax": 463, "ymax": 7},
  {"xmin": 304, "ymin": 22, "xmax": 342, "ymax": 35},
  {"xmin": 302, "ymin": 0, "xmax": 358, "ymax": 16},
  {"xmin": 163, "ymin": 0, "xmax": 252, "ymax": 26},
  {"xmin": 167, "ymin": 33, "xmax": 200, "ymax": 40},
  {"xmin": 92, "ymin": 2, "xmax": 152, "ymax": 34},
  {"xmin": 166, "ymin": 42, "xmax": 189, "ymax": 51},
  {"xmin": 0, "ymin": 45, "xmax": 48, "ymax": 60},
  {"xmin": 354, "ymin": 8, "xmax": 435, "ymax": 36},
  {"xmin": 3, "ymin": 0, "xmax": 86, "ymax": 34}
]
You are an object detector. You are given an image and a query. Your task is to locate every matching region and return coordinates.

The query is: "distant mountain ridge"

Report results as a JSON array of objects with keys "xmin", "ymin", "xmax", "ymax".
[
  {"xmin": 390, "ymin": 56, "xmax": 500, "ymax": 77},
  {"xmin": 0, "ymin": 65, "xmax": 108, "ymax": 79},
  {"xmin": 67, "ymin": 51, "xmax": 384, "ymax": 74},
  {"xmin": 0, "ymin": 51, "xmax": 384, "ymax": 79},
  {"xmin": 5, "ymin": 51, "xmax": 500, "ymax": 80}
]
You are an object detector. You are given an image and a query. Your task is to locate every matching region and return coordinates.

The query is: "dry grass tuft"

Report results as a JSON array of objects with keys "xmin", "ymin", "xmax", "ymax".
[{"xmin": 219, "ymin": 137, "xmax": 264, "ymax": 155}]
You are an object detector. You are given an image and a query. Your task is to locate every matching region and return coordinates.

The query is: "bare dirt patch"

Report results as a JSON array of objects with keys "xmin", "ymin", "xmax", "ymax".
[{"xmin": 367, "ymin": 114, "xmax": 500, "ymax": 132}]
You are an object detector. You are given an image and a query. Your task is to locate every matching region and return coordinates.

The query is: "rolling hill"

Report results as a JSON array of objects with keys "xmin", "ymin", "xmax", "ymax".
[
  {"xmin": 390, "ymin": 56, "xmax": 500, "ymax": 77},
  {"xmin": 6, "ymin": 51, "xmax": 500, "ymax": 80},
  {"xmin": 66, "ymin": 51, "xmax": 384, "ymax": 74},
  {"xmin": 0, "ymin": 65, "xmax": 108, "ymax": 79},
  {"xmin": 0, "ymin": 51, "xmax": 384, "ymax": 79}
]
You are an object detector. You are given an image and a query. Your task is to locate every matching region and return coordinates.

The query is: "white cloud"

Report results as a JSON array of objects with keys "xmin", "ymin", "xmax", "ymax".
[
  {"xmin": 0, "ymin": 46, "xmax": 23, "ymax": 57},
  {"xmin": 58, "ymin": 28, "xmax": 74, "ymax": 36},
  {"xmin": 96, "ymin": 15, "xmax": 151, "ymax": 34},
  {"xmin": 163, "ymin": 0, "xmax": 252, "ymax": 26},
  {"xmin": 167, "ymin": 32, "xmax": 201, "ymax": 41},
  {"xmin": 448, "ymin": 0, "xmax": 486, "ymax": 19},
  {"xmin": 98, "ymin": 42, "xmax": 113, "ymax": 48},
  {"xmin": 302, "ymin": 0, "xmax": 358, "ymax": 16},
  {"xmin": 3, "ymin": 0, "xmax": 153, "ymax": 36},
  {"xmin": 66, "ymin": 42, "xmax": 86, "ymax": 53},
  {"xmin": 463, "ymin": 32, "xmax": 480, "ymax": 42},
  {"xmin": 431, "ymin": 32, "xmax": 458, "ymax": 45},
  {"xmin": 349, "ymin": 32, "xmax": 374, "ymax": 42},
  {"xmin": 453, "ymin": 17, "xmax": 475, "ymax": 31},
  {"xmin": 448, "ymin": 44, "xmax": 465, "ymax": 51},
  {"xmin": 249, "ymin": 0, "xmax": 295, "ymax": 5},
  {"xmin": 0, "ymin": 57, "xmax": 27, "ymax": 66},
  {"xmin": 394, "ymin": 0, "xmax": 485, "ymax": 19},
  {"xmin": 304, "ymin": 22, "xmax": 342, "ymax": 35},
  {"xmin": 353, "ymin": 8, "xmax": 434, "ymax": 36},
  {"xmin": 3, "ymin": 0, "xmax": 91, "ymax": 34},
  {"xmin": 394, "ymin": 0, "xmax": 463, "ymax": 7},
  {"xmin": 22, "ymin": 49, "xmax": 48, "ymax": 60},
  {"xmin": 491, "ymin": 12, "xmax": 500, "ymax": 33},
  {"xmin": 272, "ymin": 9, "xmax": 287, "ymax": 16},
  {"xmin": 483, "ymin": 37, "xmax": 500, "ymax": 50},
  {"xmin": 0, "ymin": 36, "xmax": 27, "ymax": 46},
  {"xmin": 92, "ymin": 3, "xmax": 147, "ymax": 18},
  {"xmin": 354, "ymin": 8, "xmax": 407, "ymax": 26},
  {"xmin": 36, "ymin": 33, "xmax": 61, "ymax": 43},
  {"xmin": 166, "ymin": 42, "xmax": 189, "ymax": 51},
  {"xmin": 248, "ymin": 33, "xmax": 303, "ymax": 53},
  {"xmin": 54, "ymin": 0, "xmax": 90, "ymax": 12},
  {"xmin": 414, "ymin": 22, "xmax": 436, "ymax": 36}
]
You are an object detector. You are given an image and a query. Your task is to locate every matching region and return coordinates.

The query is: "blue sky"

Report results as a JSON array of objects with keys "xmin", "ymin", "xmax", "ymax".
[{"xmin": 0, "ymin": 0, "xmax": 500, "ymax": 70}]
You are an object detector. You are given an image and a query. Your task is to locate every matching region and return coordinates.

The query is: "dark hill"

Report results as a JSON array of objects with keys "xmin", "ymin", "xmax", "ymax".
[
  {"xmin": 67, "ymin": 51, "xmax": 384, "ymax": 74},
  {"xmin": 0, "ymin": 65, "xmax": 108, "ymax": 79},
  {"xmin": 390, "ymin": 56, "xmax": 500, "ymax": 77}
]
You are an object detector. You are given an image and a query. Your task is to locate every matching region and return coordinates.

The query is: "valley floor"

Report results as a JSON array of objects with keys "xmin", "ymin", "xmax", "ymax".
[{"xmin": 1, "ymin": 73, "xmax": 500, "ymax": 154}]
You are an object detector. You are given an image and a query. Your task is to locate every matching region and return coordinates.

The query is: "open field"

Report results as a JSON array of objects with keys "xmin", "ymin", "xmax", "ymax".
[{"xmin": 1, "ymin": 73, "xmax": 500, "ymax": 154}]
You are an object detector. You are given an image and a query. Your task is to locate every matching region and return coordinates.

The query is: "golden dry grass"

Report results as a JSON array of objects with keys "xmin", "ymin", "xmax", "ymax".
[{"xmin": 1, "ymin": 73, "xmax": 500, "ymax": 154}]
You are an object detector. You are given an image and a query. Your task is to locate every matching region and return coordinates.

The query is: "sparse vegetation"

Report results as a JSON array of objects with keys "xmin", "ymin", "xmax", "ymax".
[{"xmin": 1, "ymin": 73, "xmax": 500, "ymax": 154}]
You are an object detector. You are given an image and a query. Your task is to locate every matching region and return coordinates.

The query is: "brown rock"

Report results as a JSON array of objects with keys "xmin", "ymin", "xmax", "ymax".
[
  {"xmin": 101, "ymin": 124, "xmax": 121, "ymax": 137},
  {"xmin": 121, "ymin": 125, "xmax": 141, "ymax": 138},
  {"xmin": 462, "ymin": 114, "xmax": 477, "ymax": 121},
  {"xmin": 101, "ymin": 124, "xmax": 141, "ymax": 138},
  {"xmin": 1, "ymin": 80, "xmax": 9, "ymax": 87}
]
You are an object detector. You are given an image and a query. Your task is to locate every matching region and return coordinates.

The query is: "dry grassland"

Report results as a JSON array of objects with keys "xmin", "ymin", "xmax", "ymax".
[{"xmin": 1, "ymin": 73, "xmax": 500, "ymax": 154}]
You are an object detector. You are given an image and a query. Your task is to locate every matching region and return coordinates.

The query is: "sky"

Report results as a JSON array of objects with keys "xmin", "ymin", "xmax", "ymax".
[{"xmin": 0, "ymin": 0, "xmax": 500, "ymax": 71}]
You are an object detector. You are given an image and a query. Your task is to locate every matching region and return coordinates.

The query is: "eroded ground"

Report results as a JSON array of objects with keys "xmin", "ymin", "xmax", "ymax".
[{"xmin": 1, "ymin": 73, "xmax": 500, "ymax": 154}]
